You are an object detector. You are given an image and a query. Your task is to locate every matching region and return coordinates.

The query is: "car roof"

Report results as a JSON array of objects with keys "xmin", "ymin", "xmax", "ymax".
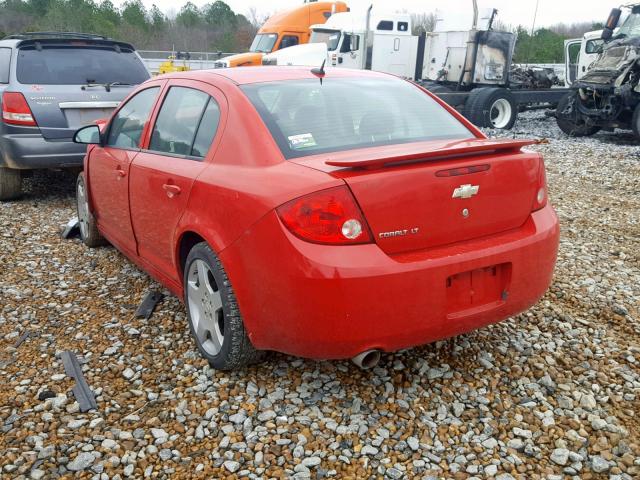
[{"xmin": 159, "ymin": 66, "xmax": 397, "ymax": 86}]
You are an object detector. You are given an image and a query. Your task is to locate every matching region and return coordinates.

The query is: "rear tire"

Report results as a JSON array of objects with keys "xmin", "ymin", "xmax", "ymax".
[
  {"xmin": 0, "ymin": 168, "xmax": 22, "ymax": 201},
  {"xmin": 556, "ymin": 93, "xmax": 601, "ymax": 137},
  {"xmin": 464, "ymin": 88, "xmax": 517, "ymax": 130},
  {"xmin": 184, "ymin": 242, "xmax": 263, "ymax": 371},
  {"xmin": 76, "ymin": 172, "xmax": 107, "ymax": 247}
]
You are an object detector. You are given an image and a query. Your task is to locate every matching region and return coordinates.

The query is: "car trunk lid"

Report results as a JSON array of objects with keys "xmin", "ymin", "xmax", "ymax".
[{"xmin": 290, "ymin": 138, "xmax": 543, "ymax": 255}]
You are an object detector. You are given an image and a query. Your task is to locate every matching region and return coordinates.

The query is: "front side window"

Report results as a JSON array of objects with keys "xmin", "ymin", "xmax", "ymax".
[
  {"xmin": 280, "ymin": 35, "xmax": 300, "ymax": 49},
  {"xmin": 309, "ymin": 29, "xmax": 341, "ymax": 51},
  {"xmin": 149, "ymin": 87, "xmax": 210, "ymax": 157},
  {"xmin": 0, "ymin": 48, "xmax": 11, "ymax": 83},
  {"xmin": 250, "ymin": 34, "xmax": 279, "ymax": 53},
  {"xmin": 16, "ymin": 45, "xmax": 149, "ymax": 85},
  {"xmin": 242, "ymin": 77, "xmax": 473, "ymax": 159},
  {"xmin": 107, "ymin": 87, "xmax": 159, "ymax": 149}
]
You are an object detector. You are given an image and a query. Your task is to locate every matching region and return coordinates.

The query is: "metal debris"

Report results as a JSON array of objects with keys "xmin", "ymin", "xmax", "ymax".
[
  {"xmin": 135, "ymin": 291, "xmax": 164, "ymax": 319},
  {"xmin": 60, "ymin": 351, "xmax": 97, "ymax": 412},
  {"xmin": 13, "ymin": 331, "xmax": 30, "ymax": 348},
  {"xmin": 61, "ymin": 217, "xmax": 80, "ymax": 239}
]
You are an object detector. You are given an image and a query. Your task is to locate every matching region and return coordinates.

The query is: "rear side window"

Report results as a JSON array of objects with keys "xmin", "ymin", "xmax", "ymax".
[
  {"xmin": 0, "ymin": 48, "xmax": 11, "ymax": 83},
  {"xmin": 107, "ymin": 87, "xmax": 159, "ymax": 149},
  {"xmin": 16, "ymin": 45, "xmax": 149, "ymax": 85},
  {"xmin": 191, "ymin": 100, "xmax": 221, "ymax": 158},
  {"xmin": 149, "ymin": 87, "xmax": 212, "ymax": 157},
  {"xmin": 242, "ymin": 77, "xmax": 473, "ymax": 159},
  {"xmin": 398, "ymin": 22, "xmax": 409, "ymax": 32}
]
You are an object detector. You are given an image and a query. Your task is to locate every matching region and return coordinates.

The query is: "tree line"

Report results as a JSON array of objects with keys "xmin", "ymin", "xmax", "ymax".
[
  {"xmin": 0, "ymin": 0, "xmax": 605, "ymax": 63},
  {"xmin": 0, "ymin": 0, "xmax": 259, "ymax": 52}
]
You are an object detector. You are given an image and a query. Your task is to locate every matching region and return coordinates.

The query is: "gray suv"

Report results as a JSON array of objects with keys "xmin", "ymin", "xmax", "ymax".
[{"xmin": 0, "ymin": 32, "xmax": 150, "ymax": 200}]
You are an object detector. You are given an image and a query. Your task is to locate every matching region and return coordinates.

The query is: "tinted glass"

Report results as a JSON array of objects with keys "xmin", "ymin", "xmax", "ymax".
[
  {"xmin": 242, "ymin": 78, "xmax": 473, "ymax": 159},
  {"xmin": 377, "ymin": 21, "xmax": 394, "ymax": 31},
  {"xmin": 149, "ymin": 87, "xmax": 209, "ymax": 156},
  {"xmin": 280, "ymin": 35, "xmax": 299, "ymax": 49},
  {"xmin": 398, "ymin": 22, "xmax": 409, "ymax": 32},
  {"xmin": 107, "ymin": 87, "xmax": 159, "ymax": 149},
  {"xmin": 0, "ymin": 48, "xmax": 10, "ymax": 83},
  {"xmin": 191, "ymin": 99, "xmax": 221, "ymax": 158},
  {"xmin": 16, "ymin": 45, "xmax": 149, "ymax": 85},
  {"xmin": 250, "ymin": 34, "xmax": 278, "ymax": 53},
  {"xmin": 310, "ymin": 30, "xmax": 341, "ymax": 51}
]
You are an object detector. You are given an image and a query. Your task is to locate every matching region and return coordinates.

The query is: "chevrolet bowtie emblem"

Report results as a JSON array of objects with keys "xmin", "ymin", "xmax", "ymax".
[{"xmin": 452, "ymin": 184, "xmax": 480, "ymax": 199}]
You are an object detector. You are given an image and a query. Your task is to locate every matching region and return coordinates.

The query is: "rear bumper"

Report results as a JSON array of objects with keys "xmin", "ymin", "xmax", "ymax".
[
  {"xmin": 0, "ymin": 132, "xmax": 86, "ymax": 169},
  {"xmin": 221, "ymin": 205, "xmax": 560, "ymax": 360}
]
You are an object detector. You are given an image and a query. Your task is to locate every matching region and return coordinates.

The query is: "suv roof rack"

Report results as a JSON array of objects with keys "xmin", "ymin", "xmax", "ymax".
[{"xmin": 4, "ymin": 32, "xmax": 112, "ymax": 41}]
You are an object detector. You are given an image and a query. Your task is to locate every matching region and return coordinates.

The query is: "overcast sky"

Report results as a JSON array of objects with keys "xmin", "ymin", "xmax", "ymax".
[{"xmin": 122, "ymin": 0, "xmax": 621, "ymax": 29}]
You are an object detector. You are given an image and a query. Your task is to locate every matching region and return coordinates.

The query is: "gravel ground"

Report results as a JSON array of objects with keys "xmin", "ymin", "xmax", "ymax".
[{"xmin": 1, "ymin": 112, "xmax": 639, "ymax": 479}]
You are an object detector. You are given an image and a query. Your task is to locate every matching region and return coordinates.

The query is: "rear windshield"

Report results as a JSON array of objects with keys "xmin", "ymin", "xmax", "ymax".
[
  {"xmin": 16, "ymin": 45, "xmax": 150, "ymax": 85},
  {"xmin": 241, "ymin": 77, "xmax": 473, "ymax": 159}
]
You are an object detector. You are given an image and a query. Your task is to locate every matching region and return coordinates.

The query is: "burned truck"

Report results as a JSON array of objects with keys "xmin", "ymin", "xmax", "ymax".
[{"xmin": 557, "ymin": 4, "xmax": 640, "ymax": 137}]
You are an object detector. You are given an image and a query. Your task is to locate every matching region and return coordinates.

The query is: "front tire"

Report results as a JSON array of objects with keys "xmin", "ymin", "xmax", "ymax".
[
  {"xmin": 76, "ymin": 172, "xmax": 106, "ymax": 247},
  {"xmin": 0, "ymin": 167, "xmax": 22, "ymax": 201},
  {"xmin": 556, "ymin": 94, "xmax": 601, "ymax": 137},
  {"xmin": 184, "ymin": 243, "xmax": 262, "ymax": 370}
]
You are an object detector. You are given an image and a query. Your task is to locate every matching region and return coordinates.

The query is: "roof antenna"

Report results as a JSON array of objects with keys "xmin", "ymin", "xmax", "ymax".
[{"xmin": 311, "ymin": 59, "xmax": 326, "ymax": 85}]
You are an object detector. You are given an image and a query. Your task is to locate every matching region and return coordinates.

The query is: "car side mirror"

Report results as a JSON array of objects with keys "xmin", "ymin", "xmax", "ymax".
[
  {"xmin": 351, "ymin": 35, "xmax": 360, "ymax": 52},
  {"xmin": 73, "ymin": 125, "xmax": 102, "ymax": 145}
]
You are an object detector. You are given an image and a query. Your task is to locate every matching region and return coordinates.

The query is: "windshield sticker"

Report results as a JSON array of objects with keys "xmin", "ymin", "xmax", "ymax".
[{"xmin": 288, "ymin": 133, "xmax": 317, "ymax": 149}]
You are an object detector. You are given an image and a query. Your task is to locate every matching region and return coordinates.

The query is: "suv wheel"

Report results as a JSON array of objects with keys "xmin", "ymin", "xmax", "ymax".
[{"xmin": 0, "ymin": 168, "xmax": 22, "ymax": 201}]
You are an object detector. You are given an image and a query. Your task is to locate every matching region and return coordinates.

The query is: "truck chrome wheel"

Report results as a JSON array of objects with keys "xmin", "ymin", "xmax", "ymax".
[
  {"xmin": 490, "ymin": 98, "xmax": 513, "ymax": 129},
  {"xmin": 187, "ymin": 259, "xmax": 225, "ymax": 356}
]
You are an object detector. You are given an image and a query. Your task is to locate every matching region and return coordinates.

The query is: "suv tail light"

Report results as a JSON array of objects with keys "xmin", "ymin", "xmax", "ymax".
[
  {"xmin": 532, "ymin": 157, "xmax": 548, "ymax": 212},
  {"xmin": 2, "ymin": 92, "xmax": 37, "ymax": 126},
  {"xmin": 277, "ymin": 186, "xmax": 373, "ymax": 245}
]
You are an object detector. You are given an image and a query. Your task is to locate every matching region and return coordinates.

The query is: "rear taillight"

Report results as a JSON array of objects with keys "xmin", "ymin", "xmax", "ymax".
[
  {"xmin": 277, "ymin": 186, "xmax": 373, "ymax": 245},
  {"xmin": 2, "ymin": 92, "xmax": 37, "ymax": 126},
  {"xmin": 532, "ymin": 158, "xmax": 548, "ymax": 212}
]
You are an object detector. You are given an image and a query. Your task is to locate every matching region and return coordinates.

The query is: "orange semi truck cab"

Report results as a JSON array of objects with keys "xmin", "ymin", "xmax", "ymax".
[{"xmin": 214, "ymin": 1, "xmax": 348, "ymax": 68}]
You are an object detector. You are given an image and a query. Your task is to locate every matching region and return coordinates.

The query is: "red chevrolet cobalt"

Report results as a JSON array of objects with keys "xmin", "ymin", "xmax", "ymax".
[{"xmin": 73, "ymin": 67, "xmax": 559, "ymax": 370}]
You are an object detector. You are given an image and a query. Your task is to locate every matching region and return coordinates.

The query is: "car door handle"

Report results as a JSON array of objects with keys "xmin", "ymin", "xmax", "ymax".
[
  {"xmin": 115, "ymin": 168, "xmax": 126, "ymax": 179},
  {"xmin": 162, "ymin": 183, "xmax": 181, "ymax": 198}
]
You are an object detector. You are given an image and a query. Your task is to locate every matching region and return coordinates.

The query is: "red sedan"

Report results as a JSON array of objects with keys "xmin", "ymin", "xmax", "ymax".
[{"xmin": 73, "ymin": 67, "xmax": 559, "ymax": 370}]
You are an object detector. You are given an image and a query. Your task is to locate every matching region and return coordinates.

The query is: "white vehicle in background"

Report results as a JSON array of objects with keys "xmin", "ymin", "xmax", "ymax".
[
  {"xmin": 263, "ymin": 9, "xmax": 419, "ymax": 77},
  {"xmin": 564, "ymin": 30, "xmax": 605, "ymax": 86},
  {"xmin": 264, "ymin": 1, "xmax": 603, "ymax": 130}
]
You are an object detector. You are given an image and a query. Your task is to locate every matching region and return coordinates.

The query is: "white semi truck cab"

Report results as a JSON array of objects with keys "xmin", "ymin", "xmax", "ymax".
[{"xmin": 264, "ymin": 9, "xmax": 419, "ymax": 78}]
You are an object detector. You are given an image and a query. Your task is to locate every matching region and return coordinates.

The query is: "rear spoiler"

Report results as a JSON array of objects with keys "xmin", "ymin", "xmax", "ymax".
[{"xmin": 325, "ymin": 138, "xmax": 546, "ymax": 170}]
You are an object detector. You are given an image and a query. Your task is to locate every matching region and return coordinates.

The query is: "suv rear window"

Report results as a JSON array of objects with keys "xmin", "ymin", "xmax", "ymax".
[
  {"xmin": 0, "ymin": 48, "xmax": 11, "ymax": 83},
  {"xmin": 242, "ymin": 77, "xmax": 473, "ymax": 159},
  {"xmin": 16, "ymin": 45, "xmax": 149, "ymax": 85}
]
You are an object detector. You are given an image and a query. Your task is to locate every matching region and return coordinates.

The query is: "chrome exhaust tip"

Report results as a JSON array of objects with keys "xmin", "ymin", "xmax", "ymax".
[{"xmin": 351, "ymin": 350, "xmax": 381, "ymax": 369}]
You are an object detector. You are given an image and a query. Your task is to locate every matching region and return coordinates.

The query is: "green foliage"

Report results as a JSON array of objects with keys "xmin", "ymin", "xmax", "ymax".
[
  {"xmin": 0, "ymin": 0, "xmax": 254, "ymax": 52},
  {"xmin": 513, "ymin": 27, "xmax": 566, "ymax": 63}
]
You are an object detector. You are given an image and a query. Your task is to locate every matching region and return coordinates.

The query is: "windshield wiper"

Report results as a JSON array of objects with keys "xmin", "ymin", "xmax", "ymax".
[{"xmin": 81, "ymin": 81, "xmax": 132, "ymax": 92}]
